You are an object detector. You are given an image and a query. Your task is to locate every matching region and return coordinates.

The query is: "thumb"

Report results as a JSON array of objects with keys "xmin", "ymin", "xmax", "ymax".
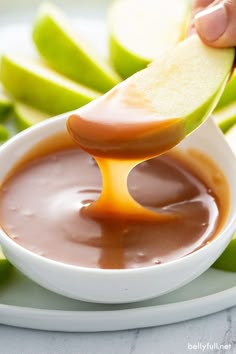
[{"xmin": 195, "ymin": 0, "xmax": 236, "ymax": 47}]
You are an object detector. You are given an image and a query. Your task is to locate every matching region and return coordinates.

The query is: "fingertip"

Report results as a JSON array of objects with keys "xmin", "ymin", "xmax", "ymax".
[{"xmin": 194, "ymin": 3, "xmax": 228, "ymax": 43}]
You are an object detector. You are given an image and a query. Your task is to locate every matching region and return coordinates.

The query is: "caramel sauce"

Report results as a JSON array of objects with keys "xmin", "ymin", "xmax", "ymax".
[
  {"xmin": 0, "ymin": 82, "xmax": 230, "ymax": 269},
  {"xmin": 67, "ymin": 81, "xmax": 185, "ymax": 159},
  {"xmin": 0, "ymin": 131, "xmax": 229, "ymax": 269},
  {"xmin": 67, "ymin": 81, "xmax": 186, "ymax": 222}
]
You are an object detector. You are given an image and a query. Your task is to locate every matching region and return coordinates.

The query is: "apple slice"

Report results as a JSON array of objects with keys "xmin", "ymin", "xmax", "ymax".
[
  {"xmin": 0, "ymin": 125, "xmax": 9, "ymax": 141},
  {"xmin": 213, "ymin": 102, "xmax": 236, "ymax": 133},
  {"xmin": 0, "ymin": 84, "xmax": 12, "ymax": 120},
  {"xmin": 213, "ymin": 233, "xmax": 236, "ymax": 272},
  {"xmin": 0, "ymin": 54, "xmax": 100, "ymax": 115},
  {"xmin": 68, "ymin": 35, "xmax": 234, "ymax": 159},
  {"xmin": 216, "ymin": 71, "xmax": 236, "ymax": 110},
  {"xmin": 109, "ymin": 0, "xmax": 191, "ymax": 78},
  {"xmin": 33, "ymin": 3, "xmax": 121, "ymax": 93},
  {"xmin": 14, "ymin": 102, "xmax": 51, "ymax": 131},
  {"xmin": 0, "ymin": 247, "xmax": 12, "ymax": 283},
  {"xmin": 0, "ymin": 94, "xmax": 12, "ymax": 119}
]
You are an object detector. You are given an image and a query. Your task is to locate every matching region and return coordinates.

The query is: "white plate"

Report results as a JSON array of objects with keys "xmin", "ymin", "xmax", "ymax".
[
  {"xmin": 1, "ymin": 268, "xmax": 236, "ymax": 332},
  {"xmin": 0, "ymin": 0, "xmax": 236, "ymax": 332}
]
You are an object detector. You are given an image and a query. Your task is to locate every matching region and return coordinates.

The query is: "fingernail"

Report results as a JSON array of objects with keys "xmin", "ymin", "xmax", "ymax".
[{"xmin": 195, "ymin": 3, "xmax": 228, "ymax": 42}]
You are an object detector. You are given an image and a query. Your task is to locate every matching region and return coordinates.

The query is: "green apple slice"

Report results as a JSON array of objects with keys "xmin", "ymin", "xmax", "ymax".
[
  {"xmin": 109, "ymin": 0, "xmax": 191, "ymax": 78},
  {"xmin": 0, "ymin": 94, "xmax": 12, "ymax": 118},
  {"xmin": 0, "ymin": 54, "xmax": 100, "ymax": 115},
  {"xmin": 0, "ymin": 125, "xmax": 9, "ymax": 141},
  {"xmin": 14, "ymin": 102, "xmax": 51, "ymax": 131},
  {"xmin": 0, "ymin": 84, "xmax": 12, "ymax": 119},
  {"xmin": 0, "ymin": 247, "xmax": 12, "ymax": 283},
  {"xmin": 133, "ymin": 36, "xmax": 234, "ymax": 136},
  {"xmin": 213, "ymin": 102, "xmax": 236, "ymax": 133},
  {"xmin": 213, "ymin": 233, "xmax": 236, "ymax": 272},
  {"xmin": 68, "ymin": 35, "xmax": 234, "ymax": 158},
  {"xmin": 216, "ymin": 71, "xmax": 236, "ymax": 110},
  {"xmin": 33, "ymin": 3, "xmax": 121, "ymax": 93}
]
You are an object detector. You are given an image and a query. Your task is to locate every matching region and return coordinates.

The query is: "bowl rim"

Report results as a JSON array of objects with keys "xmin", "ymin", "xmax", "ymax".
[{"xmin": 0, "ymin": 113, "xmax": 236, "ymax": 275}]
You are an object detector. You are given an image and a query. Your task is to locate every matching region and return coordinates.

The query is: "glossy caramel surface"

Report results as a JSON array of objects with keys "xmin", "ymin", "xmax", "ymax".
[{"xmin": 0, "ymin": 137, "xmax": 226, "ymax": 269}]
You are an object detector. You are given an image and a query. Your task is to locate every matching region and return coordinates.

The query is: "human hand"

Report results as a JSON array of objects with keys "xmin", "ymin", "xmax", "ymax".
[{"xmin": 193, "ymin": 0, "xmax": 236, "ymax": 47}]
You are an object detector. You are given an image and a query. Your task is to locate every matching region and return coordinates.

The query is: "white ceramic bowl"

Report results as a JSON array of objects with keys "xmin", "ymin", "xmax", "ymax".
[{"xmin": 0, "ymin": 115, "xmax": 235, "ymax": 304}]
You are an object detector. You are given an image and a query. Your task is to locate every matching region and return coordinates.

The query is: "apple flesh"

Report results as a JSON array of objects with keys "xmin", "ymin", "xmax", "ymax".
[
  {"xmin": 0, "ymin": 54, "xmax": 100, "ymax": 115},
  {"xmin": 68, "ymin": 35, "xmax": 234, "ymax": 158},
  {"xmin": 213, "ymin": 102, "xmax": 236, "ymax": 133},
  {"xmin": 132, "ymin": 36, "xmax": 234, "ymax": 136},
  {"xmin": 14, "ymin": 102, "xmax": 51, "ymax": 131},
  {"xmin": 109, "ymin": 0, "xmax": 191, "ymax": 78},
  {"xmin": 33, "ymin": 3, "xmax": 121, "ymax": 93}
]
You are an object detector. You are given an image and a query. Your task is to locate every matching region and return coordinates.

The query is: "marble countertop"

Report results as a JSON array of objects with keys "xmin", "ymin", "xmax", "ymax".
[{"xmin": 1, "ymin": 306, "xmax": 236, "ymax": 354}]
